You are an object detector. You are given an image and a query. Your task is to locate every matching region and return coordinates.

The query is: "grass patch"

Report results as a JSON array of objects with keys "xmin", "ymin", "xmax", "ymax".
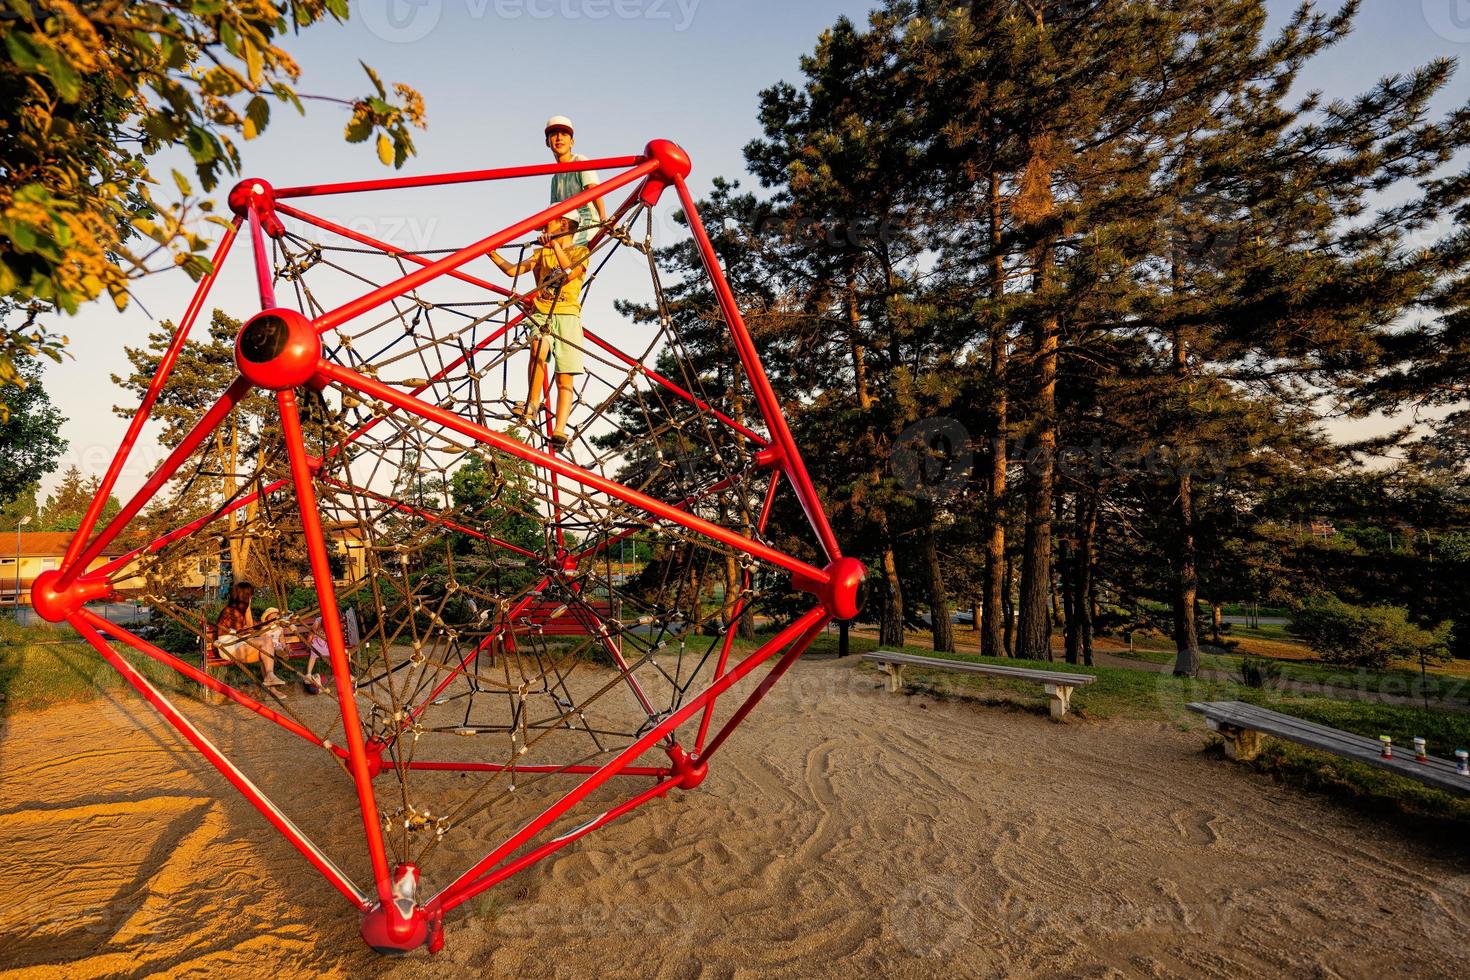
[{"xmin": 0, "ymin": 618, "xmax": 190, "ymax": 716}]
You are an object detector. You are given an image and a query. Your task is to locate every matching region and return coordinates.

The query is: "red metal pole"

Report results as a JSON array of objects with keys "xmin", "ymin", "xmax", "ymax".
[
  {"xmin": 278, "ymin": 388, "xmax": 395, "ymax": 905},
  {"xmin": 401, "ymin": 761, "xmax": 666, "ymax": 777},
  {"xmin": 695, "ymin": 612, "xmax": 829, "ymax": 765},
  {"xmin": 437, "ymin": 777, "xmax": 674, "ymax": 903},
  {"xmin": 273, "ymin": 156, "xmax": 644, "ymax": 200},
  {"xmin": 274, "ymin": 202, "xmax": 515, "ymax": 299},
  {"xmin": 673, "ymin": 177, "xmax": 842, "ymax": 563},
  {"xmin": 316, "ymin": 360, "xmax": 831, "ymax": 586},
  {"xmin": 582, "ymin": 327, "xmax": 769, "ymax": 447},
  {"xmin": 694, "ymin": 470, "xmax": 785, "ymax": 753},
  {"xmin": 69, "ymin": 613, "xmax": 370, "ymax": 910},
  {"xmin": 248, "ymin": 204, "xmax": 276, "ymax": 309},
  {"xmin": 64, "ymin": 218, "xmax": 243, "ymax": 569},
  {"xmin": 79, "ymin": 609, "xmax": 345, "ymax": 757},
  {"xmin": 60, "ymin": 377, "xmax": 253, "ymax": 589},
  {"xmin": 312, "ymin": 160, "xmax": 659, "ymax": 335},
  {"xmin": 434, "ymin": 606, "xmax": 827, "ymax": 913},
  {"xmin": 89, "ymin": 475, "xmax": 291, "ymax": 582}
]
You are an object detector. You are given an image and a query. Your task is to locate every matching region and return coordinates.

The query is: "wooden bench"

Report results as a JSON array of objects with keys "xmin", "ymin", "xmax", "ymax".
[
  {"xmin": 862, "ymin": 651, "xmax": 1096, "ymax": 719},
  {"xmin": 518, "ymin": 598, "xmax": 620, "ymax": 637},
  {"xmin": 1186, "ymin": 701, "xmax": 1470, "ymax": 795}
]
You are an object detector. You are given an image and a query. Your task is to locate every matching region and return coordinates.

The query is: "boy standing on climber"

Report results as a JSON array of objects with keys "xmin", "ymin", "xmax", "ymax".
[
  {"xmin": 490, "ymin": 213, "xmax": 589, "ymax": 449},
  {"xmin": 545, "ymin": 116, "xmax": 604, "ymax": 247}
]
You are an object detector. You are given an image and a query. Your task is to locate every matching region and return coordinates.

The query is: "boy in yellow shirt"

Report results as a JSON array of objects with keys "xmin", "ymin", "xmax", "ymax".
[{"xmin": 490, "ymin": 214, "xmax": 589, "ymax": 449}]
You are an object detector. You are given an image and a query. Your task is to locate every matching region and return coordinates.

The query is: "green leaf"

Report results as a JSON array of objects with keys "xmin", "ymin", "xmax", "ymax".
[
  {"xmin": 5, "ymin": 31, "xmax": 41, "ymax": 70},
  {"xmin": 360, "ymin": 61, "xmax": 387, "ymax": 98},
  {"xmin": 171, "ymin": 169, "xmax": 192, "ymax": 197},
  {"xmin": 243, "ymin": 96, "xmax": 269, "ymax": 140},
  {"xmin": 326, "ymin": 0, "xmax": 349, "ymax": 19},
  {"xmin": 272, "ymin": 82, "xmax": 304, "ymax": 115},
  {"xmin": 344, "ymin": 110, "xmax": 372, "ymax": 144}
]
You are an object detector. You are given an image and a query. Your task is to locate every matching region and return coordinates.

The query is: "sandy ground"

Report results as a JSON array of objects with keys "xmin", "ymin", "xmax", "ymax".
[{"xmin": 1, "ymin": 655, "xmax": 1468, "ymax": 978}]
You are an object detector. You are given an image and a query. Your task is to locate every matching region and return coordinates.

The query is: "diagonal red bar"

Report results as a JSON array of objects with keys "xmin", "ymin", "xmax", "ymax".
[
  {"xmin": 274, "ymin": 156, "xmax": 644, "ymax": 199},
  {"xmin": 316, "ymin": 359, "xmax": 831, "ymax": 586},
  {"xmin": 434, "ymin": 605, "xmax": 828, "ymax": 912},
  {"xmin": 70, "ymin": 613, "xmax": 370, "ymax": 910},
  {"xmin": 279, "ymin": 388, "xmax": 395, "ymax": 905},
  {"xmin": 312, "ymin": 159, "xmax": 659, "ymax": 335},
  {"xmin": 674, "ymin": 177, "xmax": 843, "ymax": 563},
  {"xmin": 65, "ymin": 218, "xmax": 244, "ymax": 568},
  {"xmin": 60, "ymin": 376, "xmax": 253, "ymax": 590}
]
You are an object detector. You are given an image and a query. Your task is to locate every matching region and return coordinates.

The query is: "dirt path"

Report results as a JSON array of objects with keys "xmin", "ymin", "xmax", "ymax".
[{"xmin": 1, "ymin": 657, "xmax": 1467, "ymax": 978}]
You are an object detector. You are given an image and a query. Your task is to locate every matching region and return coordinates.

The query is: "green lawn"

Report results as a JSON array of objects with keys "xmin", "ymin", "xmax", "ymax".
[{"xmin": 0, "ymin": 618, "xmax": 191, "ymax": 715}]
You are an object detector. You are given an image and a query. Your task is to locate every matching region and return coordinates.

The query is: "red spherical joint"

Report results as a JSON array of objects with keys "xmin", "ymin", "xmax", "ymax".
[
  {"xmin": 638, "ymin": 139, "xmax": 693, "ymax": 207},
  {"xmin": 30, "ymin": 570, "xmax": 112, "ymax": 623},
  {"xmin": 754, "ymin": 445, "xmax": 783, "ymax": 470},
  {"xmin": 666, "ymin": 743, "xmax": 708, "ymax": 791},
  {"xmin": 360, "ymin": 864, "xmax": 434, "ymax": 954},
  {"xmin": 791, "ymin": 556, "xmax": 868, "ymax": 621},
  {"xmin": 236, "ymin": 308, "xmax": 324, "ymax": 391},
  {"xmin": 227, "ymin": 178, "xmax": 285, "ymax": 238}
]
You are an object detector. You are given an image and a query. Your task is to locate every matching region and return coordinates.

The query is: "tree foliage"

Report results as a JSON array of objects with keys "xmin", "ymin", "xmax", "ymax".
[
  {"xmin": 0, "ymin": 0, "xmax": 426, "ymax": 389},
  {"xmin": 0, "ymin": 353, "xmax": 65, "ymax": 507},
  {"xmin": 1291, "ymin": 596, "xmax": 1451, "ymax": 670}
]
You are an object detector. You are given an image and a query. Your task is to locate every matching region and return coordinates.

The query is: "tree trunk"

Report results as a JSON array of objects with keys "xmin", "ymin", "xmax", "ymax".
[
  {"xmin": 1002, "ymin": 549, "xmax": 1016, "ymax": 657},
  {"xmin": 1170, "ymin": 318, "xmax": 1202, "ymax": 676},
  {"xmin": 981, "ymin": 172, "xmax": 1009, "ymax": 660},
  {"xmin": 878, "ymin": 524, "xmax": 905, "ymax": 648},
  {"xmin": 1017, "ymin": 287, "xmax": 1058, "ymax": 663},
  {"xmin": 1079, "ymin": 492, "xmax": 1097, "ymax": 667},
  {"xmin": 1211, "ymin": 601, "xmax": 1223, "ymax": 647},
  {"xmin": 921, "ymin": 519, "xmax": 955, "ymax": 653},
  {"xmin": 1060, "ymin": 490, "xmax": 1078, "ymax": 665}
]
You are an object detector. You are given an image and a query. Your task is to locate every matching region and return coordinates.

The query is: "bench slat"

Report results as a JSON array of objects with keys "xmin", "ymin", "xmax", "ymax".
[
  {"xmin": 1187, "ymin": 701, "xmax": 1469, "ymax": 794},
  {"xmin": 861, "ymin": 651, "xmax": 1095, "ymax": 687}
]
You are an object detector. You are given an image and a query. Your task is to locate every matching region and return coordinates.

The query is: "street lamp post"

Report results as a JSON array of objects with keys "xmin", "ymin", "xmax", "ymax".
[{"xmin": 14, "ymin": 514, "xmax": 31, "ymax": 618}]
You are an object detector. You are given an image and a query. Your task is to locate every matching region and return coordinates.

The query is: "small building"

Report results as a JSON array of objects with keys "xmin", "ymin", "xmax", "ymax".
[{"xmin": 1, "ymin": 532, "xmax": 124, "ymax": 605}]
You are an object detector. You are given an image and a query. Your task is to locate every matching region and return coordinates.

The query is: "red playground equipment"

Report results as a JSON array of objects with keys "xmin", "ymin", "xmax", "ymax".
[{"xmin": 40, "ymin": 140, "xmax": 864, "ymax": 954}]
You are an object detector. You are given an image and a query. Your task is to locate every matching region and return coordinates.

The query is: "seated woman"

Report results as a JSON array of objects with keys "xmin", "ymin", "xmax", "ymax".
[{"xmin": 209, "ymin": 582, "xmax": 286, "ymax": 688}]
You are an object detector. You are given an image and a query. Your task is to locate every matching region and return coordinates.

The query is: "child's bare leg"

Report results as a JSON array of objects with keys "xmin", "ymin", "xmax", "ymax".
[
  {"xmin": 526, "ymin": 335, "xmax": 551, "ymax": 416},
  {"xmin": 554, "ymin": 373, "xmax": 575, "ymax": 438}
]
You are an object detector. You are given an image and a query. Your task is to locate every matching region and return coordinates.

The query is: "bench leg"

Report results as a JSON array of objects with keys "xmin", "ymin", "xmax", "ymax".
[
  {"xmin": 880, "ymin": 663, "xmax": 905, "ymax": 693},
  {"xmin": 1207, "ymin": 720, "xmax": 1263, "ymax": 761},
  {"xmin": 200, "ymin": 660, "xmax": 226, "ymax": 706},
  {"xmin": 1044, "ymin": 683, "xmax": 1073, "ymax": 720}
]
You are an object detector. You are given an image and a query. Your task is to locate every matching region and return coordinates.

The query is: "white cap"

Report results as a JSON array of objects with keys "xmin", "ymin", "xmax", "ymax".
[{"xmin": 545, "ymin": 115, "xmax": 574, "ymax": 135}]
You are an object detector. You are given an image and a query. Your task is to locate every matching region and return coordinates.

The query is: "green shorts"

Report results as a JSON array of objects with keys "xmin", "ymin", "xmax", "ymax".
[{"xmin": 531, "ymin": 311, "xmax": 584, "ymax": 376}]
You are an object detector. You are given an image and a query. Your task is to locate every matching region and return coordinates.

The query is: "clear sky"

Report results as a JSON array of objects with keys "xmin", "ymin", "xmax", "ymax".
[{"xmin": 34, "ymin": 0, "xmax": 1470, "ymax": 503}]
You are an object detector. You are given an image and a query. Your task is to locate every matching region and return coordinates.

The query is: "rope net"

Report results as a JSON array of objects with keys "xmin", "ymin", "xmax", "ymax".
[{"xmin": 61, "ymin": 150, "xmax": 845, "ymax": 949}]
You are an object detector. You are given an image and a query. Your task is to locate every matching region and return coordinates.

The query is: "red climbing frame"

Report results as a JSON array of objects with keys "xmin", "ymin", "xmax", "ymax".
[{"xmin": 35, "ymin": 141, "xmax": 865, "ymax": 954}]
